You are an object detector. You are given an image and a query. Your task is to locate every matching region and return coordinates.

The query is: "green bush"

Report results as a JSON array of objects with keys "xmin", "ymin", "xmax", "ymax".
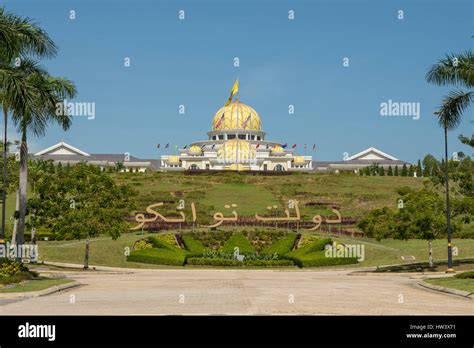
[
  {"xmin": 127, "ymin": 248, "xmax": 185, "ymax": 266},
  {"xmin": 261, "ymin": 233, "xmax": 296, "ymax": 256},
  {"xmin": 148, "ymin": 236, "xmax": 182, "ymax": 252},
  {"xmin": 182, "ymin": 234, "xmax": 207, "ymax": 253},
  {"xmin": 0, "ymin": 259, "xmax": 36, "ymax": 284},
  {"xmin": 455, "ymin": 271, "xmax": 474, "ymax": 279},
  {"xmin": 186, "ymin": 257, "xmax": 294, "ymax": 267},
  {"xmin": 221, "ymin": 232, "xmax": 255, "ymax": 254},
  {"xmin": 289, "ymin": 250, "xmax": 358, "ymax": 268},
  {"xmin": 287, "ymin": 238, "xmax": 332, "ymax": 258}
]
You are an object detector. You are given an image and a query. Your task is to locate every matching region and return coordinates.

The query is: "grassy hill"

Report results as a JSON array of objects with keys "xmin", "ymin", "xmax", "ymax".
[{"xmin": 114, "ymin": 171, "xmax": 426, "ymax": 226}]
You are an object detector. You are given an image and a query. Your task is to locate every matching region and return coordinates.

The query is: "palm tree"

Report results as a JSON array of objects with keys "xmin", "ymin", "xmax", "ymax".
[
  {"xmin": 0, "ymin": 6, "xmax": 57, "ymax": 242},
  {"xmin": 426, "ymin": 50, "xmax": 473, "ymax": 272},
  {"xmin": 11, "ymin": 71, "xmax": 76, "ymax": 246}
]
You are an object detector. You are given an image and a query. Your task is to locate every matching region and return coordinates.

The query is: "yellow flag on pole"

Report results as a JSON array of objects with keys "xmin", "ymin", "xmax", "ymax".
[{"xmin": 225, "ymin": 78, "xmax": 239, "ymax": 106}]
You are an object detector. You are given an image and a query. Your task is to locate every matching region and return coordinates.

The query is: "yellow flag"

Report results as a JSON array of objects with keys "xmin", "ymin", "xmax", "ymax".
[{"xmin": 225, "ymin": 78, "xmax": 239, "ymax": 106}]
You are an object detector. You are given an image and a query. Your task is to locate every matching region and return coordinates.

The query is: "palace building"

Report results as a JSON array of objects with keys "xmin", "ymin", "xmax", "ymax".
[{"xmin": 160, "ymin": 99, "xmax": 313, "ymax": 172}]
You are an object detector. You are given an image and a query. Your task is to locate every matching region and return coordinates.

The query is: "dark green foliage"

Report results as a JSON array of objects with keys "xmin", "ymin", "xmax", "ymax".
[
  {"xmin": 408, "ymin": 164, "xmax": 415, "ymax": 177},
  {"xmin": 27, "ymin": 162, "xmax": 136, "ymax": 240},
  {"xmin": 387, "ymin": 166, "xmax": 393, "ymax": 176},
  {"xmin": 416, "ymin": 159, "xmax": 423, "ymax": 177},
  {"xmin": 394, "ymin": 166, "xmax": 399, "ymax": 176},
  {"xmin": 182, "ymin": 234, "xmax": 207, "ymax": 253},
  {"xmin": 127, "ymin": 248, "xmax": 186, "ymax": 266},
  {"xmin": 454, "ymin": 271, "xmax": 474, "ymax": 279},
  {"xmin": 186, "ymin": 257, "xmax": 294, "ymax": 267},
  {"xmin": 379, "ymin": 166, "xmax": 385, "ymax": 176},
  {"xmin": 260, "ymin": 233, "xmax": 296, "ymax": 256},
  {"xmin": 290, "ymin": 251, "xmax": 358, "ymax": 267},
  {"xmin": 221, "ymin": 232, "xmax": 255, "ymax": 254},
  {"xmin": 401, "ymin": 164, "xmax": 408, "ymax": 176}
]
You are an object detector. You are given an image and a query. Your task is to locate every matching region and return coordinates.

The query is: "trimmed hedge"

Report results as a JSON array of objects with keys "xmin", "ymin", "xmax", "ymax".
[
  {"xmin": 291, "ymin": 250, "xmax": 358, "ymax": 267},
  {"xmin": 455, "ymin": 271, "xmax": 474, "ymax": 279},
  {"xmin": 261, "ymin": 233, "xmax": 297, "ymax": 256},
  {"xmin": 221, "ymin": 232, "xmax": 255, "ymax": 254},
  {"xmin": 148, "ymin": 236, "xmax": 182, "ymax": 252},
  {"xmin": 127, "ymin": 248, "xmax": 186, "ymax": 266},
  {"xmin": 182, "ymin": 234, "xmax": 207, "ymax": 253},
  {"xmin": 287, "ymin": 237, "xmax": 332, "ymax": 258},
  {"xmin": 186, "ymin": 257, "xmax": 294, "ymax": 267}
]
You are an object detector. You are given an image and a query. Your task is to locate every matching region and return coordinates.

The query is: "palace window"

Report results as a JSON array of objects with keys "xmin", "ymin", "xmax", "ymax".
[
  {"xmin": 238, "ymin": 134, "xmax": 246, "ymax": 139},
  {"xmin": 274, "ymin": 164, "xmax": 284, "ymax": 171},
  {"xmin": 228, "ymin": 134, "xmax": 236, "ymax": 139},
  {"xmin": 218, "ymin": 135, "xmax": 224, "ymax": 140}
]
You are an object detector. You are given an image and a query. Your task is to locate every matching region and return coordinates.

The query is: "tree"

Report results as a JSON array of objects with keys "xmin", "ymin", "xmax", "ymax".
[
  {"xmin": 387, "ymin": 165, "xmax": 393, "ymax": 176},
  {"xmin": 364, "ymin": 166, "xmax": 370, "ymax": 176},
  {"xmin": 422, "ymin": 154, "xmax": 439, "ymax": 177},
  {"xmin": 27, "ymin": 163, "xmax": 136, "ymax": 240},
  {"xmin": 394, "ymin": 165, "xmax": 399, "ymax": 176},
  {"xmin": 0, "ymin": 7, "xmax": 57, "ymax": 241},
  {"xmin": 401, "ymin": 164, "xmax": 408, "ymax": 177},
  {"xmin": 426, "ymin": 49, "xmax": 473, "ymax": 271},
  {"xmin": 408, "ymin": 164, "xmax": 415, "ymax": 177},
  {"xmin": 379, "ymin": 166, "xmax": 385, "ymax": 176},
  {"xmin": 11, "ymin": 71, "xmax": 76, "ymax": 247},
  {"xmin": 416, "ymin": 159, "xmax": 422, "ymax": 177},
  {"xmin": 358, "ymin": 187, "xmax": 459, "ymax": 268}
]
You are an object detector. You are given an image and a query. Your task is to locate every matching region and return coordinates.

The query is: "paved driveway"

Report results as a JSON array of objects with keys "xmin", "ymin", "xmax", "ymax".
[{"xmin": 1, "ymin": 269, "xmax": 472, "ymax": 315}]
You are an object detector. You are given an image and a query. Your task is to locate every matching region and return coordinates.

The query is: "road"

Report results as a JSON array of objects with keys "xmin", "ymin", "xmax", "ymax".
[{"xmin": 1, "ymin": 268, "xmax": 472, "ymax": 315}]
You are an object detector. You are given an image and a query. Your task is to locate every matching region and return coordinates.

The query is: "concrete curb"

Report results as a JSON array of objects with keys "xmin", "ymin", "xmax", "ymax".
[
  {"xmin": 0, "ymin": 280, "xmax": 80, "ymax": 300},
  {"xmin": 418, "ymin": 280, "xmax": 472, "ymax": 299}
]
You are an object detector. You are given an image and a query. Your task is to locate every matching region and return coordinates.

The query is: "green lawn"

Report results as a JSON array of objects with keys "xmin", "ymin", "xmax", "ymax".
[
  {"xmin": 425, "ymin": 277, "xmax": 474, "ymax": 293},
  {"xmin": 0, "ymin": 277, "xmax": 73, "ymax": 293}
]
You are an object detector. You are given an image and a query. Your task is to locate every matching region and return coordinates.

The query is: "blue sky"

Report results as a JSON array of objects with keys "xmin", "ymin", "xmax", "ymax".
[{"xmin": 3, "ymin": 0, "xmax": 473, "ymax": 162}]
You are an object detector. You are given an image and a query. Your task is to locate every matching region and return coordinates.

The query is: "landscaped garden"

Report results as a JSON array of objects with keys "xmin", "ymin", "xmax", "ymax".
[{"xmin": 125, "ymin": 230, "xmax": 356, "ymax": 268}]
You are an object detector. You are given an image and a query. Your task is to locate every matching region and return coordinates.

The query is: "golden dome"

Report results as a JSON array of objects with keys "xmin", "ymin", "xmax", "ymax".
[
  {"xmin": 293, "ymin": 156, "xmax": 305, "ymax": 164},
  {"xmin": 188, "ymin": 145, "xmax": 202, "ymax": 155},
  {"xmin": 167, "ymin": 155, "xmax": 180, "ymax": 164},
  {"xmin": 212, "ymin": 100, "xmax": 261, "ymax": 131},
  {"xmin": 272, "ymin": 145, "xmax": 284, "ymax": 153},
  {"xmin": 217, "ymin": 139, "xmax": 256, "ymax": 164}
]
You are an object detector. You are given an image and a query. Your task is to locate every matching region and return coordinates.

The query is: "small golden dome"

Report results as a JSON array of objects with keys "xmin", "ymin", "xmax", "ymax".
[
  {"xmin": 217, "ymin": 139, "xmax": 256, "ymax": 164},
  {"xmin": 188, "ymin": 145, "xmax": 202, "ymax": 155},
  {"xmin": 293, "ymin": 156, "xmax": 305, "ymax": 164},
  {"xmin": 272, "ymin": 145, "xmax": 284, "ymax": 153},
  {"xmin": 167, "ymin": 155, "xmax": 180, "ymax": 164},
  {"xmin": 212, "ymin": 100, "xmax": 261, "ymax": 131}
]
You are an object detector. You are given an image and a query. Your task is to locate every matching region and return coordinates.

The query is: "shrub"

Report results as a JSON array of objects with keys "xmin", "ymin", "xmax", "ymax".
[
  {"xmin": 0, "ymin": 259, "xmax": 36, "ymax": 284},
  {"xmin": 127, "ymin": 248, "xmax": 185, "ymax": 266},
  {"xmin": 455, "ymin": 271, "xmax": 474, "ymax": 279},
  {"xmin": 261, "ymin": 233, "xmax": 296, "ymax": 256},
  {"xmin": 289, "ymin": 250, "xmax": 358, "ymax": 268},
  {"xmin": 182, "ymin": 234, "xmax": 207, "ymax": 253},
  {"xmin": 287, "ymin": 238, "xmax": 332, "ymax": 258},
  {"xmin": 133, "ymin": 239, "xmax": 153, "ymax": 251},
  {"xmin": 186, "ymin": 257, "xmax": 294, "ymax": 267},
  {"xmin": 148, "ymin": 236, "xmax": 182, "ymax": 252},
  {"xmin": 221, "ymin": 232, "xmax": 255, "ymax": 254},
  {"xmin": 154, "ymin": 234, "xmax": 178, "ymax": 247}
]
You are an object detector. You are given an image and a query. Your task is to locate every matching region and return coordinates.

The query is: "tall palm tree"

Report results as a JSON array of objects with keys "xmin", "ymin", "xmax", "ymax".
[
  {"xmin": 0, "ymin": 6, "xmax": 57, "ymax": 241},
  {"xmin": 10, "ymin": 70, "xmax": 76, "ymax": 246},
  {"xmin": 426, "ymin": 50, "xmax": 473, "ymax": 272}
]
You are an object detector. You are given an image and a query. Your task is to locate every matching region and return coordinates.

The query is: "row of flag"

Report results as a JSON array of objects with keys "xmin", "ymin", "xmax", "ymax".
[{"xmin": 156, "ymin": 143, "xmax": 318, "ymax": 150}]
